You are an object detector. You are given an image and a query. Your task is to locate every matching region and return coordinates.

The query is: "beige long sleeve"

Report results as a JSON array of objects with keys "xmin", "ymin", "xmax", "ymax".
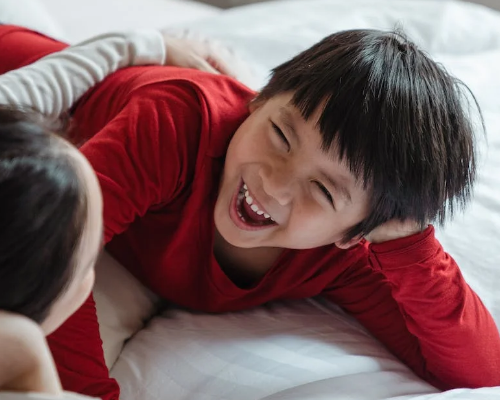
[{"xmin": 0, "ymin": 30, "xmax": 165, "ymax": 117}]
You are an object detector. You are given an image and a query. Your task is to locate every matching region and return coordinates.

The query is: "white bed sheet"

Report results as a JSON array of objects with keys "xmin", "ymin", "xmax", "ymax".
[
  {"xmin": 108, "ymin": 1, "xmax": 500, "ymax": 399},
  {"xmin": 112, "ymin": 299, "xmax": 438, "ymax": 400}
]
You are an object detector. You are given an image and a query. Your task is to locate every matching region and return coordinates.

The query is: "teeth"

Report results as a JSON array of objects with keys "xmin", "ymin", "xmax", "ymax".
[{"xmin": 242, "ymin": 183, "xmax": 275, "ymax": 222}]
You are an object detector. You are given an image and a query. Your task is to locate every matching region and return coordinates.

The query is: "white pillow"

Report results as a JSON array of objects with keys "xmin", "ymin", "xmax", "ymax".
[
  {"xmin": 38, "ymin": 0, "xmax": 222, "ymax": 43},
  {"xmin": 93, "ymin": 251, "xmax": 159, "ymax": 369}
]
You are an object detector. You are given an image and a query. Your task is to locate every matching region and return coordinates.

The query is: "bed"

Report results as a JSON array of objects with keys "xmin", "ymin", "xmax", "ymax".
[{"xmin": 2, "ymin": 0, "xmax": 500, "ymax": 399}]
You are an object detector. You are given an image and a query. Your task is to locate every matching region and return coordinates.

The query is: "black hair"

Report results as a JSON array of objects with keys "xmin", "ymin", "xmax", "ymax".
[
  {"xmin": 257, "ymin": 29, "xmax": 481, "ymax": 243},
  {"xmin": 0, "ymin": 105, "xmax": 88, "ymax": 323}
]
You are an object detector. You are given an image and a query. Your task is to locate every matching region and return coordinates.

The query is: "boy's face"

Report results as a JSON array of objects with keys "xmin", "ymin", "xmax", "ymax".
[{"xmin": 214, "ymin": 93, "xmax": 370, "ymax": 250}]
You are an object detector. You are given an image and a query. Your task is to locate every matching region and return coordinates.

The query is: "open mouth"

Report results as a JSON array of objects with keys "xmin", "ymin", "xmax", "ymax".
[{"xmin": 230, "ymin": 180, "xmax": 277, "ymax": 231}]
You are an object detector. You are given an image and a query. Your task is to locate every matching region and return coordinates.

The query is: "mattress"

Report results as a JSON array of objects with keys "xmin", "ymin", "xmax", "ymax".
[{"xmin": 2, "ymin": 0, "xmax": 500, "ymax": 399}]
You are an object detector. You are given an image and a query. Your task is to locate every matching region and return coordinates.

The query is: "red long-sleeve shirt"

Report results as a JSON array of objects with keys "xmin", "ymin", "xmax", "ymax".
[{"xmin": 1, "ymin": 26, "xmax": 499, "ymax": 400}]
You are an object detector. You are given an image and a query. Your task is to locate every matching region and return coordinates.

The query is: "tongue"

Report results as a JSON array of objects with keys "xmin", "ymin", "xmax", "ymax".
[{"xmin": 242, "ymin": 199, "xmax": 270, "ymax": 224}]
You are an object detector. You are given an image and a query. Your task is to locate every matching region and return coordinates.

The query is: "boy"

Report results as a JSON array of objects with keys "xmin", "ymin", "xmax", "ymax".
[{"xmin": 0, "ymin": 26, "xmax": 498, "ymax": 400}]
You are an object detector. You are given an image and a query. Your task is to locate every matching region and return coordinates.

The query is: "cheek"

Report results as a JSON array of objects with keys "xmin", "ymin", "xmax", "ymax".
[
  {"xmin": 227, "ymin": 118, "xmax": 267, "ymax": 164},
  {"xmin": 284, "ymin": 204, "xmax": 331, "ymax": 247},
  {"xmin": 285, "ymin": 198, "xmax": 354, "ymax": 248},
  {"xmin": 78, "ymin": 269, "xmax": 95, "ymax": 303},
  {"xmin": 62, "ymin": 268, "xmax": 95, "ymax": 317}
]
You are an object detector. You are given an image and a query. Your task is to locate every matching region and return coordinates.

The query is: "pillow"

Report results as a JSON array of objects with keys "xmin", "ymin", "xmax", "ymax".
[
  {"xmin": 38, "ymin": 0, "xmax": 223, "ymax": 43},
  {"xmin": 0, "ymin": 0, "xmax": 65, "ymax": 39},
  {"xmin": 93, "ymin": 251, "xmax": 159, "ymax": 369}
]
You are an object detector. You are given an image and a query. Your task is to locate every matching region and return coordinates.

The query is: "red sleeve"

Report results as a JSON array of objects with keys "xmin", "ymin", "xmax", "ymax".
[
  {"xmin": 47, "ymin": 295, "xmax": 119, "ymax": 400},
  {"xmin": 79, "ymin": 80, "xmax": 202, "ymax": 243},
  {"xmin": 323, "ymin": 226, "xmax": 500, "ymax": 390},
  {"xmin": 0, "ymin": 25, "xmax": 67, "ymax": 72}
]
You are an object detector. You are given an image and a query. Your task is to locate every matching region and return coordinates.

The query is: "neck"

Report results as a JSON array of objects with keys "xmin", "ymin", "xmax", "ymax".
[{"xmin": 213, "ymin": 229, "xmax": 283, "ymax": 285}]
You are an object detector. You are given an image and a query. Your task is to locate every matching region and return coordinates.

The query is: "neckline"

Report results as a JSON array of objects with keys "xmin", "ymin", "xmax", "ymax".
[{"xmin": 208, "ymin": 221, "xmax": 292, "ymax": 296}]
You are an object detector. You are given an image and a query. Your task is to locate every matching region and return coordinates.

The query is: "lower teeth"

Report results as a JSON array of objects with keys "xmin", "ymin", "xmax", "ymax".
[{"xmin": 237, "ymin": 186, "xmax": 246, "ymax": 222}]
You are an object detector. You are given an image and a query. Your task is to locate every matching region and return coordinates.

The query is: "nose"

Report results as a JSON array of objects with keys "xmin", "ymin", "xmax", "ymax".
[{"xmin": 259, "ymin": 162, "xmax": 294, "ymax": 206}]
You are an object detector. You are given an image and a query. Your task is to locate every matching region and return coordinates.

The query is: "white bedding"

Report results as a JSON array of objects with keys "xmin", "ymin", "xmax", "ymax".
[
  {"xmin": 111, "ymin": 299, "xmax": 438, "ymax": 400},
  {"xmin": 2, "ymin": 0, "xmax": 500, "ymax": 399}
]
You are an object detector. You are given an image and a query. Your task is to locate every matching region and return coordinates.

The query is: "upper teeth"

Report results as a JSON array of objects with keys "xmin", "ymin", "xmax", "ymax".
[{"xmin": 243, "ymin": 184, "xmax": 272, "ymax": 220}]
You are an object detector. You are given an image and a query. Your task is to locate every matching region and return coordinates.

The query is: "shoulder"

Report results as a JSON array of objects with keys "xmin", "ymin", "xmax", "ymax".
[
  {"xmin": 77, "ymin": 66, "xmax": 254, "ymax": 156},
  {"xmin": 0, "ymin": 313, "xmax": 47, "ymax": 391},
  {"xmin": 83, "ymin": 65, "xmax": 255, "ymax": 113},
  {"xmin": 0, "ymin": 312, "xmax": 46, "ymax": 361},
  {"xmin": 125, "ymin": 67, "xmax": 256, "ymax": 158},
  {"xmin": 128, "ymin": 67, "xmax": 255, "ymax": 132}
]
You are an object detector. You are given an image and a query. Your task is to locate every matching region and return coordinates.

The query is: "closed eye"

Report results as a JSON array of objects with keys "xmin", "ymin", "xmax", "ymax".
[
  {"xmin": 271, "ymin": 121, "xmax": 290, "ymax": 151},
  {"xmin": 313, "ymin": 181, "xmax": 335, "ymax": 208}
]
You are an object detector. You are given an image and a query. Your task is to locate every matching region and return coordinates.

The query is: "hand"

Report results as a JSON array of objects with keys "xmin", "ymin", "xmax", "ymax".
[
  {"xmin": 0, "ymin": 312, "xmax": 62, "ymax": 394},
  {"xmin": 162, "ymin": 34, "xmax": 235, "ymax": 77},
  {"xmin": 364, "ymin": 219, "xmax": 425, "ymax": 244}
]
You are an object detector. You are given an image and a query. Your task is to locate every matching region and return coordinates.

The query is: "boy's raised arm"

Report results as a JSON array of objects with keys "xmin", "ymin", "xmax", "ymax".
[
  {"xmin": 323, "ymin": 226, "xmax": 500, "ymax": 390},
  {"xmin": 0, "ymin": 29, "xmax": 165, "ymax": 117}
]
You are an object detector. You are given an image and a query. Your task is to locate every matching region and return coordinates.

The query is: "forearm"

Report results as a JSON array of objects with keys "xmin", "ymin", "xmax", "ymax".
[
  {"xmin": 370, "ymin": 226, "xmax": 500, "ymax": 389},
  {"xmin": 0, "ymin": 30, "xmax": 165, "ymax": 117}
]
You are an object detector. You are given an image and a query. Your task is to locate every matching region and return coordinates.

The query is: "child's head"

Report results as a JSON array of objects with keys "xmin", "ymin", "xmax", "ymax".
[
  {"xmin": 215, "ymin": 29, "xmax": 478, "ymax": 249},
  {"xmin": 0, "ymin": 106, "xmax": 103, "ymax": 335}
]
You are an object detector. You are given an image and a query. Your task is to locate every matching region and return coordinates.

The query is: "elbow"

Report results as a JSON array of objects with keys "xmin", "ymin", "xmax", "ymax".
[{"xmin": 425, "ymin": 356, "xmax": 500, "ymax": 390}]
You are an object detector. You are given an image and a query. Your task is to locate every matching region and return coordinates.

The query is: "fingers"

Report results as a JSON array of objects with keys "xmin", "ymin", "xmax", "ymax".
[
  {"xmin": 192, "ymin": 57, "xmax": 220, "ymax": 75},
  {"xmin": 163, "ymin": 35, "xmax": 236, "ymax": 77}
]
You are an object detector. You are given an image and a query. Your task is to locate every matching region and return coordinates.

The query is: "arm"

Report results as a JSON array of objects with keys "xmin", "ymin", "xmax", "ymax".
[
  {"xmin": 80, "ymin": 81, "xmax": 202, "ymax": 242},
  {"xmin": 323, "ymin": 226, "xmax": 500, "ymax": 390},
  {"xmin": 0, "ymin": 30, "xmax": 165, "ymax": 118}
]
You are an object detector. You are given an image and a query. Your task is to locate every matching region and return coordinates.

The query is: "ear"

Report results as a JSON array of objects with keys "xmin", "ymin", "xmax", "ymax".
[{"xmin": 334, "ymin": 235, "xmax": 363, "ymax": 250}]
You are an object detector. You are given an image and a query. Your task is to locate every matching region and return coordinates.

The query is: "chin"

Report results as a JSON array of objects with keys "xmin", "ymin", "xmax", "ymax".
[
  {"xmin": 214, "ymin": 217, "xmax": 266, "ymax": 249},
  {"xmin": 40, "ymin": 317, "xmax": 61, "ymax": 336}
]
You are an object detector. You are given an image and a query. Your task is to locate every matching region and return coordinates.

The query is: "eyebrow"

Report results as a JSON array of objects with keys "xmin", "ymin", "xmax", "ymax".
[
  {"xmin": 323, "ymin": 173, "xmax": 352, "ymax": 204},
  {"xmin": 279, "ymin": 107, "xmax": 300, "ymax": 145}
]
